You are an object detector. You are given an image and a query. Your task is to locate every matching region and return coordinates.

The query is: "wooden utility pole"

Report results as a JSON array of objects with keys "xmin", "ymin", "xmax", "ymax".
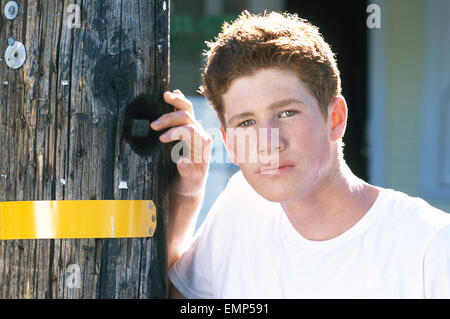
[{"xmin": 0, "ymin": 0, "xmax": 171, "ymax": 298}]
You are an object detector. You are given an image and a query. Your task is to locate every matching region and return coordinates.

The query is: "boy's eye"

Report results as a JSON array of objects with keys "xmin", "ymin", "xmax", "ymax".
[
  {"xmin": 238, "ymin": 119, "xmax": 255, "ymax": 127},
  {"xmin": 280, "ymin": 110, "xmax": 297, "ymax": 118}
]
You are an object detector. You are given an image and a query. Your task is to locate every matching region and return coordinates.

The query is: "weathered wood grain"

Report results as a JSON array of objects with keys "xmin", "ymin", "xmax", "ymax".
[{"xmin": 0, "ymin": 0, "xmax": 171, "ymax": 298}]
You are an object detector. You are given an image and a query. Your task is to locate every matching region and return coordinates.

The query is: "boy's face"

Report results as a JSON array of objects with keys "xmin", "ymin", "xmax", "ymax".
[{"xmin": 220, "ymin": 67, "xmax": 343, "ymax": 202}]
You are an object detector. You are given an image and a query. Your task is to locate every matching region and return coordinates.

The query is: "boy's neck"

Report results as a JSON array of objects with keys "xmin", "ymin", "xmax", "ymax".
[{"xmin": 280, "ymin": 161, "xmax": 380, "ymax": 241}]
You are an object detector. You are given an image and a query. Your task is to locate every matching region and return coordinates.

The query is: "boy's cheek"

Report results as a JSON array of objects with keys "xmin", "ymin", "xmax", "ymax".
[
  {"xmin": 223, "ymin": 138, "xmax": 238, "ymax": 165},
  {"xmin": 229, "ymin": 139, "xmax": 260, "ymax": 165}
]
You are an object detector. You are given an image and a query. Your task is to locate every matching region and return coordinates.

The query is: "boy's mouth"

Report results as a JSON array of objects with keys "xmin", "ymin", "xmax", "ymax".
[{"xmin": 257, "ymin": 163, "xmax": 295, "ymax": 176}]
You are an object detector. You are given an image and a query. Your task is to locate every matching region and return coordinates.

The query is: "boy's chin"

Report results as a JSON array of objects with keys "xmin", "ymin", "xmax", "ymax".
[{"xmin": 252, "ymin": 185, "xmax": 298, "ymax": 203}]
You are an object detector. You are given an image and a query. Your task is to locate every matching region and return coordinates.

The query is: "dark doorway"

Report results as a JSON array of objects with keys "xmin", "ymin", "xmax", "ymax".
[{"xmin": 286, "ymin": 0, "xmax": 368, "ymax": 180}]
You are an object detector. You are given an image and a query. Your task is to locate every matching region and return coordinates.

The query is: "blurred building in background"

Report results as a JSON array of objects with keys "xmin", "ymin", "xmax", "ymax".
[
  {"xmin": 170, "ymin": 0, "xmax": 450, "ymax": 229},
  {"xmin": 368, "ymin": 0, "xmax": 450, "ymax": 212}
]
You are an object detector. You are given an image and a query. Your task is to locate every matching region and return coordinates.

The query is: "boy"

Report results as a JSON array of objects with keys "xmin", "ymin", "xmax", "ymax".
[{"xmin": 151, "ymin": 11, "xmax": 450, "ymax": 298}]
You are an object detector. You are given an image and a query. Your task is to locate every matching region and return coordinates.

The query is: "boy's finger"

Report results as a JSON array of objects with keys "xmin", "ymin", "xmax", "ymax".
[
  {"xmin": 158, "ymin": 125, "xmax": 194, "ymax": 143},
  {"xmin": 151, "ymin": 110, "xmax": 195, "ymax": 131},
  {"xmin": 172, "ymin": 89, "xmax": 184, "ymax": 97},
  {"xmin": 163, "ymin": 91, "xmax": 193, "ymax": 113}
]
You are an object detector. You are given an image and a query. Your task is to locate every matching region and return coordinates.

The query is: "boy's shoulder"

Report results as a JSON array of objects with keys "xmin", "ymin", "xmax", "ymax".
[
  {"xmin": 380, "ymin": 187, "xmax": 449, "ymax": 221},
  {"xmin": 374, "ymin": 187, "xmax": 450, "ymax": 242}
]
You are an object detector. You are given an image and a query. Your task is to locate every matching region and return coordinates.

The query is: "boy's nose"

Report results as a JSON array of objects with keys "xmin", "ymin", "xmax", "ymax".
[{"xmin": 257, "ymin": 127, "xmax": 286, "ymax": 155}]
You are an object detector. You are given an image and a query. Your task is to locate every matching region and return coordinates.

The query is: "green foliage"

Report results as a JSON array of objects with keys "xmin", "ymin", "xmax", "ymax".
[{"xmin": 171, "ymin": 13, "xmax": 238, "ymax": 53}]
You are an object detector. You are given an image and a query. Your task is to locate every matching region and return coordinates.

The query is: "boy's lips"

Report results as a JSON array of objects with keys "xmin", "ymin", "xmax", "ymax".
[{"xmin": 257, "ymin": 162, "xmax": 296, "ymax": 176}]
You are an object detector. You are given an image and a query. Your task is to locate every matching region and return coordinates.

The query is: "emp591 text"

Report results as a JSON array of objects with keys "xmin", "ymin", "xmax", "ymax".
[{"xmin": 224, "ymin": 303, "xmax": 268, "ymax": 314}]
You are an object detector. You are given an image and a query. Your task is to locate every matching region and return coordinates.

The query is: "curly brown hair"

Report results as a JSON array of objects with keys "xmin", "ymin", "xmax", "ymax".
[{"xmin": 199, "ymin": 11, "xmax": 342, "ymax": 127}]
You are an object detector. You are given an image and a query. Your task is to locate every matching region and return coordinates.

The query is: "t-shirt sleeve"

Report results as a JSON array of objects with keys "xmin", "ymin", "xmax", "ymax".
[
  {"xmin": 168, "ymin": 182, "xmax": 231, "ymax": 299},
  {"xmin": 423, "ymin": 223, "xmax": 450, "ymax": 298},
  {"xmin": 168, "ymin": 221, "xmax": 214, "ymax": 299}
]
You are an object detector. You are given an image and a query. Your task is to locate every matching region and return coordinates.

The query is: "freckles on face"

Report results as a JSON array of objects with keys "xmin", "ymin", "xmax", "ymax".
[{"xmin": 222, "ymin": 68, "xmax": 333, "ymax": 202}]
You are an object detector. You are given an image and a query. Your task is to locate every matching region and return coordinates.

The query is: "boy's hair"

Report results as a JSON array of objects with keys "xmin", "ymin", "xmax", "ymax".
[{"xmin": 199, "ymin": 11, "xmax": 342, "ymax": 127}]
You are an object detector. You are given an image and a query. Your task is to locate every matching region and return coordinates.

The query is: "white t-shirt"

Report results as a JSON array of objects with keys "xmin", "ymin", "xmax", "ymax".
[{"xmin": 169, "ymin": 171, "xmax": 450, "ymax": 298}]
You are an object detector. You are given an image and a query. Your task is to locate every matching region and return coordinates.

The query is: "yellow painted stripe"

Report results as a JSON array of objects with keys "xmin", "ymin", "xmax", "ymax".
[{"xmin": 0, "ymin": 200, "xmax": 156, "ymax": 239}]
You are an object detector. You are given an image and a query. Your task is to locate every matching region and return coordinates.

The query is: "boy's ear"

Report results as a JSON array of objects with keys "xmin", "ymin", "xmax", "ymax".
[
  {"xmin": 327, "ymin": 95, "xmax": 348, "ymax": 142},
  {"xmin": 220, "ymin": 124, "xmax": 238, "ymax": 165}
]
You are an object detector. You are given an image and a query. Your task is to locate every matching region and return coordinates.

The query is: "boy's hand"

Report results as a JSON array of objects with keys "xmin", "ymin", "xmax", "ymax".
[{"xmin": 152, "ymin": 90, "xmax": 212, "ymax": 196}]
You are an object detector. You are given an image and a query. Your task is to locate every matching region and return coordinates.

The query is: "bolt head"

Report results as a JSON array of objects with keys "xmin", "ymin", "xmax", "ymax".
[
  {"xmin": 5, "ymin": 40, "xmax": 26, "ymax": 70},
  {"xmin": 4, "ymin": 1, "xmax": 19, "ymax": 20}
]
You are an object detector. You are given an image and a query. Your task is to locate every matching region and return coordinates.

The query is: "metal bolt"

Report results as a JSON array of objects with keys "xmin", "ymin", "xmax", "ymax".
[
  {"xmin": 130, "ymin": 119, "xmax": 150, "ymax": 137},
  {"xmin": 5, "ymin": 40, "xmax": 26, "ymax": 70},
  {"xmin": 8, "ymin": 37, "xmax": 14, "ymax": 46},
  {"xmin": 149, "ymin": 227, "xmax": 154, "ymax": 236},
  {"xmin": 4, "ymin": 1, "xmax": 19, "ymax": 20},
  {"xmin": 152, "ymin": 214, "xmax": 156, "ymax": 222},
  {"xmin": 148, "ymin": 202, "xmax": 153, "ymax": 210}
]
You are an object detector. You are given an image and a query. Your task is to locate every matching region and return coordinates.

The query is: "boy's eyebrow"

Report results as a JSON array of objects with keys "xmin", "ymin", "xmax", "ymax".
[{"xmin": 227, "ymin": 98, "xmax": 305, "ymax": 126}]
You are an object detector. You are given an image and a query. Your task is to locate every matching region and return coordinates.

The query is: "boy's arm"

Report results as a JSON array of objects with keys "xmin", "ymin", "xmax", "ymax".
[
  {"xmin": 167, "ymin": 188, "xmax": 202, "ymax": 300},
  {"xmin": 152, "ymin": 90, "xmax": 212, "ymax": 297},
  {"xmin": 167, "ymin": 186, "xmax": 205, "ymax": 270}
]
